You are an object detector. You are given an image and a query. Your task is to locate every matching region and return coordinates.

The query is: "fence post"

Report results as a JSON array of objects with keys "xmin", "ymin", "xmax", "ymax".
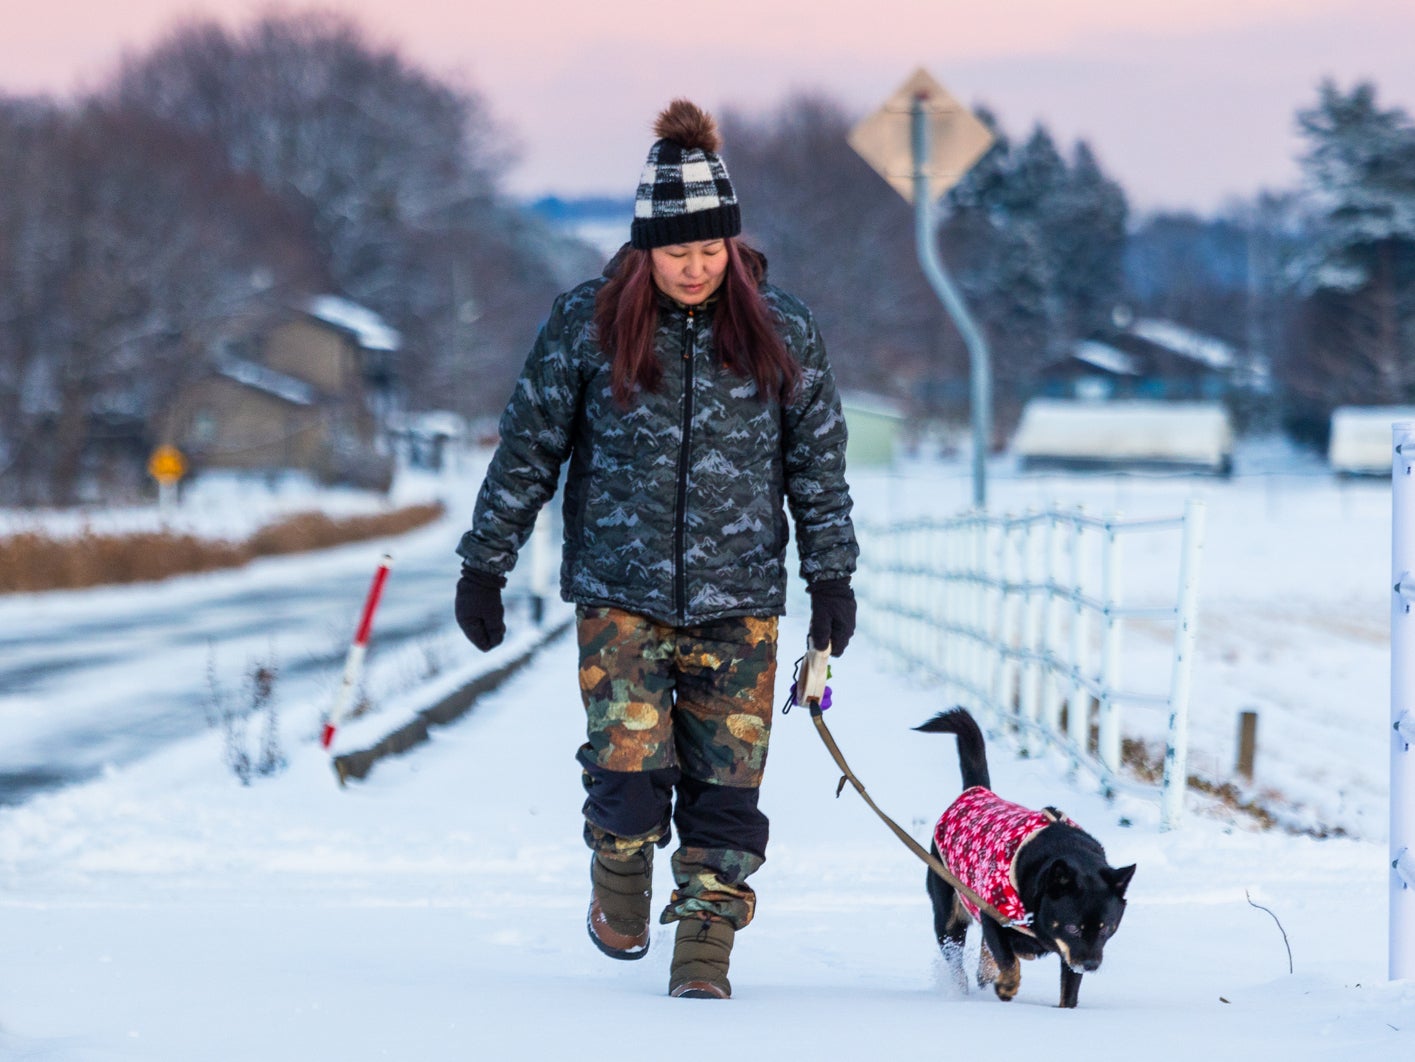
[
  {"xmin": 1039, "ymin": 510, "xmax": 1064, "ymax": 737},
  {"xmin": 1018, "ymin": 512, "xmax": 1043, "ymax": 754},
  {"xmin": 971, "ymin": 514, "xmax": 989, "ymax": 712},
  {"xmin": 1236, "ymin": 709, "xmax": 1259, "ymax": 781},
  {"xmin": 989, "ymin": 516, "xmax": 1011, "ymax": 719},
  {"xmin": 1098, "ymin": 513, "xmax": 1126, "ymax": 774},
  {"xmin": 1066, "ymin": 510, "xmax": 1091, "ymax": 757},
  {"xmin": 1160, "ymin": 498, "xmax": 1206, "ymax": 831},
  {"xmin": 1391, "ymin": 422, "xmax": 1415, "ymax": 980}
]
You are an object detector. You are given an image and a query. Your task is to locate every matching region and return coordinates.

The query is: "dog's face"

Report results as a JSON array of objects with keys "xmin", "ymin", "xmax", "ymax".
[{"xmin": 1034, "ymin": 860, "xmax": 1135, "ymax": 972}]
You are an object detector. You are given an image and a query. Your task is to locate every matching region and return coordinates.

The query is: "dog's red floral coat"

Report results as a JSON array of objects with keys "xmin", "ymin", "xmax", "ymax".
[{"xmin": 933, "ymin": 786, "xmax": 1071, "ymax": 927}]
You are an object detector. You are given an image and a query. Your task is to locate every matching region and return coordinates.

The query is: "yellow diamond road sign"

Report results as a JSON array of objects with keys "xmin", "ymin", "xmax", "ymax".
[{"xmin": 848, "ymin": 68, "xmax": 995, "ymax": 205}]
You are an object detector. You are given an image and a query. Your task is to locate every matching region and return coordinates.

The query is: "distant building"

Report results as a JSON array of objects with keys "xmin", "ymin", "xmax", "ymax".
[
  {"xmin": 165, "ymin": 296, "xmax": 400, "ymax": 490},
  {"xmin": 1035, "ymin": 317, "xmax": 1260, "ymax": 404},
  {"xmin": 841, "ymin": 392, "xmax": 905, "ymax": 468}
]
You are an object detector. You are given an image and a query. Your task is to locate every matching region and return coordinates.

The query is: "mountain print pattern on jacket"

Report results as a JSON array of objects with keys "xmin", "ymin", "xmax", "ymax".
[{"xmin": 457, "ymin": 268, "xmax": 857, "ymax": 626}]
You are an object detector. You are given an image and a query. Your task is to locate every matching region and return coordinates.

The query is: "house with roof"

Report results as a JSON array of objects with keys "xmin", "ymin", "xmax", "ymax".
[
  {"xmin": 1014, "ymin": 318, "xmax": 1252, "ymax": 475},
  {"xmin": 163, "ymin": 295, "xmax": 401, "ymax": 490},
  {"xmin": 1034, "ymin": 318, "xmax": 1254, "ymax": 403}
]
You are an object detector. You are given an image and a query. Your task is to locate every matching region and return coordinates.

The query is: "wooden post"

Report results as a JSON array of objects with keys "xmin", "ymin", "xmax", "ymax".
[{"xmin": 1236, "ymin": 709, "xmax": 1258, "ymax": 781}]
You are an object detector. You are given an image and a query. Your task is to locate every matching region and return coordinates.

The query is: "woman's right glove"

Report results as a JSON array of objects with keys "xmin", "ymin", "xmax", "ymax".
[
  {"xmin": 455, "ymin": 568, "xmax": 507, "ymax": 651},
  {"xmin": 807, "ymin": 577, "xmax": 855, "ymax": 656}
]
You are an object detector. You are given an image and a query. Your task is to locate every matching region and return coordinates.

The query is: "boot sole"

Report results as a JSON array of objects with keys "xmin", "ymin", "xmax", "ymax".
[
  {"xmin": 669, "ymin": 980, "xmax": 730, "ymax": 999},
  {"xmin": 585, "ymin": 910, "xmax": 649, "ymax": 961}
]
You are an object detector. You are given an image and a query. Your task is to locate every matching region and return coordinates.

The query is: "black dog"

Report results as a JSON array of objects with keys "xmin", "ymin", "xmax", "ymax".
[{"xmin": 915, "ymin": 708, "xmax": 1135, "ymax": 1008}]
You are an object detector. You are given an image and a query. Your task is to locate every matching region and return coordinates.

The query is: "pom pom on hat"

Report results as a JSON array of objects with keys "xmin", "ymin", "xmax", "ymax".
[
  {"xmin": 631, "ymin": 99, "xmax": 741, "ymax": 250},
  {"xmin": 653, "ymin": 99, "xmax": 722, "ymax": 153}
]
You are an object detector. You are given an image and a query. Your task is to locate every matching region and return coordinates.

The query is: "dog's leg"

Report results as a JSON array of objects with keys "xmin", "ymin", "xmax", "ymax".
[
  {"xmin": 976, "ymin": 939, "xmax": 999, "ymax": 987},
  {"xmin": 979, "ymin": 918, "xmax": 1021, "ymax": 1002},
  {"xmin": 1058, "ymin": 963, "xmax": 1083, "ymax": 1008},
  {"xmin": 927, "ymin": 866, "xmax": 970, "ymax": 992}
]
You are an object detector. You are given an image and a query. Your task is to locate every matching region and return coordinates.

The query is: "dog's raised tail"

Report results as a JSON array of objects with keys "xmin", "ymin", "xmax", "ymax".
[{"xmin": 913, "ymin": 707, "xmax": 991, "ymax": 790}]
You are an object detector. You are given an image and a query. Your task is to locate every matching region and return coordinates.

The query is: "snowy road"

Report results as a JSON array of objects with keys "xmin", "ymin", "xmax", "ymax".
[{"xmin": 0, "ymin": 499, "xmax": 538, "ymax": 807}]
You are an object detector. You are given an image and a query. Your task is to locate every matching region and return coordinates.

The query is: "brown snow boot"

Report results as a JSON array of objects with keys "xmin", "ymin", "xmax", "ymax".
[
  {"xmin": 668, "ymin": 916, "xmax": 734, "ymax": 999},
  {"xmin": 586, "ymin": 849, "xmax": 652, "ymax": 960}
]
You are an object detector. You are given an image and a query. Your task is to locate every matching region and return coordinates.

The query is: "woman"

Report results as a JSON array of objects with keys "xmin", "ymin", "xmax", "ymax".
[{"xmin": 454, "ymin": 100, "xmax": 857, "ymax": 999}]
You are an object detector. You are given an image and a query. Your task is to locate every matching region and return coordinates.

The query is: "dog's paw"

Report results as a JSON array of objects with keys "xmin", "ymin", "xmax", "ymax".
[
  {"xmin": 993, "ymin": 963, "xmax": 1021, "ymax": 1002},
  {"xmin": 976, "ymin": 944, "xmax": 999, "ymax": 987}
]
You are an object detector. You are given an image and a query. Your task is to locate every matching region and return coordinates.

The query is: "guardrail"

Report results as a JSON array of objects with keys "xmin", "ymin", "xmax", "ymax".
[{"xmin": 857, "ymin": 499, "xmax": 1205, "ymax": 830}]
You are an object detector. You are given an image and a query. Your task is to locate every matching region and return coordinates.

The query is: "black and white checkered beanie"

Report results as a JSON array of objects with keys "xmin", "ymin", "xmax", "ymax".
[{"xmin": 630, "ymin": 100, "xmax": 741, "ymax": 250}]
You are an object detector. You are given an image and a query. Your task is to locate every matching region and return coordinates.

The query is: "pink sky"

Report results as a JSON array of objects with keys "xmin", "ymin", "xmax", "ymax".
[{"xmin": 5, "ymin": 1, "xmax": 1414, "ymax": 213}]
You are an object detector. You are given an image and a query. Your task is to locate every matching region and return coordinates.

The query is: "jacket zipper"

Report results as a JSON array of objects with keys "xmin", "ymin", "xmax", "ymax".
[{"xmin": 673, "ymin": 309, "xmax": 696, "ymax": 623}]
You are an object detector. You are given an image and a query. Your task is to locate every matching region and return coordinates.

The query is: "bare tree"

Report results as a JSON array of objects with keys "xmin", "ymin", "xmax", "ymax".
[
  {"xmin": 105, "ymin": 10, "xmax": 592, "ymax": 416},
  {"xmin": 0, "ymin": 98, "xmax": 319, "ymax": 503}
]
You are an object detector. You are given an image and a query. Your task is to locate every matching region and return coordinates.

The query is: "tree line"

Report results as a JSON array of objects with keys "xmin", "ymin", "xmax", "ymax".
[
  {"xmin": 0, "ymin": 11, "xmax": 593, "ymax": 504},
  {"xmin": 3, "ymin": 8, "xmax": 1413, "ymax": 504},
  {"xmin": 725, "ymin": 80, "xmax": 1415, "ymax": 450}
]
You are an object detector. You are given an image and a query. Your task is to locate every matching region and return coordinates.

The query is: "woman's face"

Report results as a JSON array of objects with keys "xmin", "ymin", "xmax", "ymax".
[{"xmin": 649, "ymin": 239, "xmax": 728, "ymax": 306}]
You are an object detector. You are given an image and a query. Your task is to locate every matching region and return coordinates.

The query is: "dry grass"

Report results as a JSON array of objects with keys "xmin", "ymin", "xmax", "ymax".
[{"xmin": 0, "ymin": 502, "xmax": 445, "ymax": 593}]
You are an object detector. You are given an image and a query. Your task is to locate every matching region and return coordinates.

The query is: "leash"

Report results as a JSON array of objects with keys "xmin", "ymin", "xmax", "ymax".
[{"xmin": 788, "ymin": 646, "xmax": 1035, "ymax": 936}]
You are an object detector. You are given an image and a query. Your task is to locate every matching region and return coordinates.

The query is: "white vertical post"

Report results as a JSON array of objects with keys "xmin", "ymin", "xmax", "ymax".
[
  {"xmin": 990, "ymin": 517, "xmax": 1012, "ymax": 719},
  {"xmin": 1018, "ymin": 513, "xmax": 1043, "ymax": 753},
  {"xmin": 913, "ymin": 523, "xmax": 927, "ymax": 669},
  {"xmin": 1067, "ymin": 512, "xmax": 1091, "ymax": 754},
  {"xmin": 1391, "ymin": 423, "xmax": 1415, "ymax": 979},
  {"xmin": 940, "ymin": 523, "xmax": 954, "ymax": 695},
  {"xmin": 1098, "ymin": 513, "xmax": 1125, "ymax": 774},
  {"xmin": 1161, "ymin": 498, "xmax": 1206, "ymax": 831},
  {"xmin": 1040, "ymin": 510, "xmax": 1064, "ymax": 738}
]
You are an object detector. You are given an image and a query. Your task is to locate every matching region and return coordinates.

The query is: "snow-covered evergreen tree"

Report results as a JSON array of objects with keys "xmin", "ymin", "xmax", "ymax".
[{"xmin": 1291, "ymin": 80, "xmax": 1415, "ymax": 410}]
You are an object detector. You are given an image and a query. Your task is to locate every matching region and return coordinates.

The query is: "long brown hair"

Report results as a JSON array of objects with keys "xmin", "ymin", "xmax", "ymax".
[{"xmin": 593, "ymin": 239, "xmax": 801, "ymax": 408}]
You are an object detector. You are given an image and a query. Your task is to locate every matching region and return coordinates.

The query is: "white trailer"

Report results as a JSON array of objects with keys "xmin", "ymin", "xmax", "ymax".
[{"xmin": 1012, "ymin": 399, "xmax": 1234, "ymax": 475}]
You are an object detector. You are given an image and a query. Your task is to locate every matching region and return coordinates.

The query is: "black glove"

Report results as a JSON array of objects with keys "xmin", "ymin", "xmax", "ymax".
[
  {"xmin": 807, "ymin": 577, "xmax": 855, "ymax": 656},
  {"xmin": 456, "ymin": 568, "xmax": 507, "ymax": 651}
]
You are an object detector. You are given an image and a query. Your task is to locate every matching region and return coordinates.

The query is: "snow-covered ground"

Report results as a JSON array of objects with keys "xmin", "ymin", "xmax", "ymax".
[{"xmin": 1, "ymin": 440, "xmax": 1412, "ymax": 1058}]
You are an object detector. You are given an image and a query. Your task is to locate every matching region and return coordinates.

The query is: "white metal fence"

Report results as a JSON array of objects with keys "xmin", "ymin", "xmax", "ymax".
[
  {"xmin": 1390, "ymin": 422, "xmax": 1415, "ymax": 981},
  {"xmin": 857, "ymin": 500, "xmax": 1205, "ymax": 830}
]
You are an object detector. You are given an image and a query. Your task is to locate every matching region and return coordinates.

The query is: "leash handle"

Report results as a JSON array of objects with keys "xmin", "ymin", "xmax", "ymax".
[
  {"xmin": 808, "ymin": 706, "xmax": 1034, "ymax": 936},
  {"xmin": 796, "ymin": 645, "xmax": 831, "ymax": 704},
  {"xmin": 784, "ymin": 643, "xmax": 832, "ymax": 715}
]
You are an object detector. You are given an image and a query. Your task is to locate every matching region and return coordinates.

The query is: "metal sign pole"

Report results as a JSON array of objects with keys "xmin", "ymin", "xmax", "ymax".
[{"xmin": 910, "ymin": 95, "xmax": 992, "ymax": 510}]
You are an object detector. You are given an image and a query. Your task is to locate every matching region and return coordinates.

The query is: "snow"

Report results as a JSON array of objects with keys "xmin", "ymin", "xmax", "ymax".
[
  {"xmin": 217, "ymin": 357, "xmax": 317, "ymax": 406},
  {"xmin": 1072, "ymin": 339, "xmax": 1142, "ymax": 376},
  {"xmin": 0, "ymin": 464, "xmax": 448, "ymax": 541},
  {"xmin": 2, "ymin": 441, "xmax": 1414, "ymax": 1058},
  {"xmin": 1131, "ymin": 318, "xmax": 1237, "ymax": 370},
  {"xmin": 304, "ymin": 295, "xmax": 402, "ymax": 353}
]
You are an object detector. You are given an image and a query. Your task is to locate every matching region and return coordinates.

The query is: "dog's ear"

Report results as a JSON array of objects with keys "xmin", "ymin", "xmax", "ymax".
[
  {"xmin": 1044, "ymin": 859, "xmax": 1077, "ymax": 898},
  {"xmin": 1104, "ymin": 864, "xmax": 1136, "ymax": 897}
]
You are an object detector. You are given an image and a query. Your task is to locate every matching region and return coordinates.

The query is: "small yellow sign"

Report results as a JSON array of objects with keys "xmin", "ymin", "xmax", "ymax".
[{"xmin": 148, "ymin": 444, "xmax": 187, "ymax": 484}]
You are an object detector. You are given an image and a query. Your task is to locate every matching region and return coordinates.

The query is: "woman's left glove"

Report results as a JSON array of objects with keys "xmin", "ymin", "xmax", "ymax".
[
  {"xmin": 807, "ymin": 577, "xmax": 855, "ymax": 656},
  {"xmin": 456, "ymin": 568, "xmax": 507, "ymax": 651}
]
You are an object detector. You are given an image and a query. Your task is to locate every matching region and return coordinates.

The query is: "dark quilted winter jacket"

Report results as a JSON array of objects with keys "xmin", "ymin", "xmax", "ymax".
[{"xmin": 456, "ymin": 263, "xmax": 857, "ymax": 627}]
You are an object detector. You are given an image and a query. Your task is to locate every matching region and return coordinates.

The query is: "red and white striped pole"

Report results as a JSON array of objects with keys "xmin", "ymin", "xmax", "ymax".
[{"xmin": 321, "ymin": 553, "xmax": 393, "ymax": 751}]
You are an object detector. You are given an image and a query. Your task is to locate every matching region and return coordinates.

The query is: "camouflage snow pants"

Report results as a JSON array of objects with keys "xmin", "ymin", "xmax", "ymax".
[{"xmin": 575, "ymin": 605, "xmax": 778, "ymax": 930}]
